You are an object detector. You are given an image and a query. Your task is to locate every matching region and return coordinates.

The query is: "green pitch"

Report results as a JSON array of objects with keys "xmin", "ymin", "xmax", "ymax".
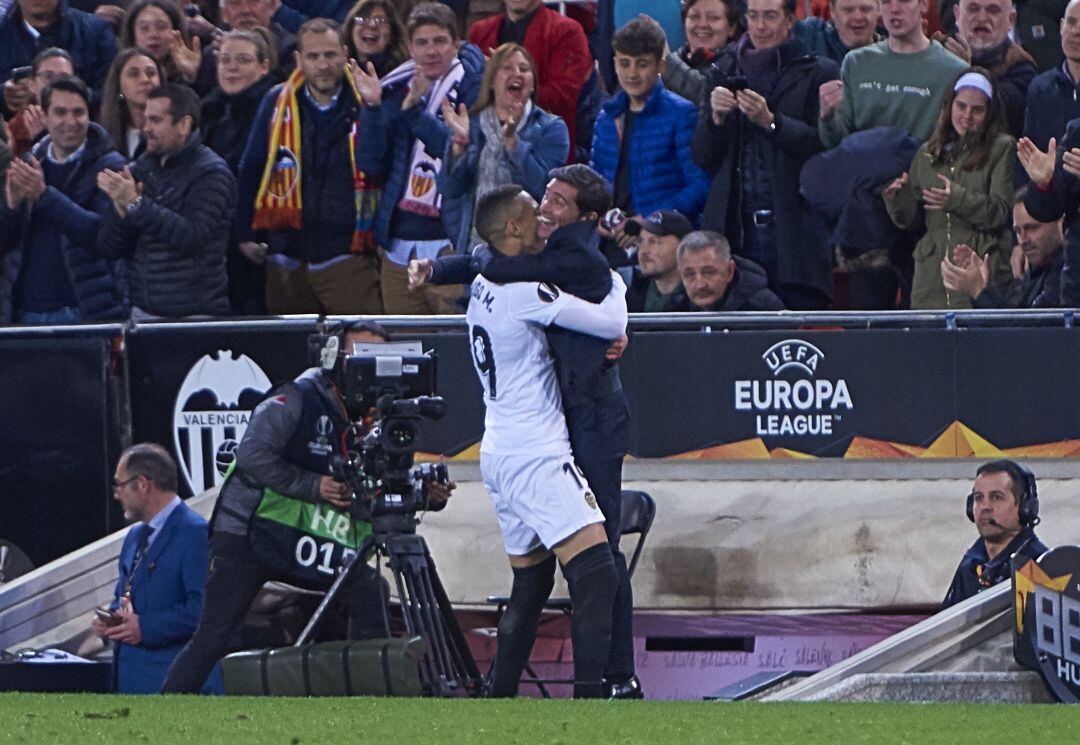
[{"xmin": 1, "ymin": 693, "xmax": 1077, "ymax": 745}]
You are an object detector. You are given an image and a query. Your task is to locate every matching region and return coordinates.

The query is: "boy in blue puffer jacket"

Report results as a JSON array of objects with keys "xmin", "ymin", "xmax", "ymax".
[{"xmin": 589, "ymin": 14, "xmax": 710, "ymax": 256}]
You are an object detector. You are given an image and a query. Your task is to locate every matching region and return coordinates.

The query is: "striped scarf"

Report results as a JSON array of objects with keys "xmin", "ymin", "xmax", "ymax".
[{"xmin": 252, "ymin": 69, "xmax": 380, "ymax": 253}]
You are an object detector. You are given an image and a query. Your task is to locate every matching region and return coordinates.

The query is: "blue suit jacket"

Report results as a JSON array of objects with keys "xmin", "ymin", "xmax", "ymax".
[{"xmin": 111, "ymin": 501, "xmax": 222, "ymax": 694}]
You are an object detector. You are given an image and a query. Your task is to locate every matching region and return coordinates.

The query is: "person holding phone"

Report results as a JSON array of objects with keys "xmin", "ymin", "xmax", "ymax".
[
  {"xmin": 692, "ymin": 0, "xmax": 838, "ymax": 310},
  {"xmin": 92, "ymin": 444, "xmax": 222, "ymax": 694}
]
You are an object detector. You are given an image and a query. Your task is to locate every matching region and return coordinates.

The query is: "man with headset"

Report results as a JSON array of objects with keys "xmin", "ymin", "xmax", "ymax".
[{"xmin": 942, "ymin": 459, "xmax": 1049, "ymax": 609}]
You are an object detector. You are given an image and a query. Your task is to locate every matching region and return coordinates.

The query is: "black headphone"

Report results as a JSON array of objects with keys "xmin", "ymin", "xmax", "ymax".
[{"xmin": 966, "ymin": 459, "xmax": 1040, "ymax": 528}]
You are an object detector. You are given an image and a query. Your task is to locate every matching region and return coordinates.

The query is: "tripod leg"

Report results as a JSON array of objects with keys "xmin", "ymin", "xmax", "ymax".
[{"xmin": 294, "ymin": 535, "xmax": 376, "ymax": 647}]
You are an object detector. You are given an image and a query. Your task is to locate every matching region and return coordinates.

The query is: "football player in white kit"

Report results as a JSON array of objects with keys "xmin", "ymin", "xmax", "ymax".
[{"xmin": 466, "ymin": 184, "xmax": 628, "ymax": 698}]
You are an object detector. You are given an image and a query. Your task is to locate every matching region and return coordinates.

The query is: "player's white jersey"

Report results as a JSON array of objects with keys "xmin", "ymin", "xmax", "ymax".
[{"xmin": 465, "ymin": 272, "xmax": 627, "ymax": 457}]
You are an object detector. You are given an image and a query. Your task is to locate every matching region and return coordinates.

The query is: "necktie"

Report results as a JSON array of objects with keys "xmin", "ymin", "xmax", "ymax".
[{"xmin": 133, "ymin": 524, "xmax": 155, "ymax": 565}]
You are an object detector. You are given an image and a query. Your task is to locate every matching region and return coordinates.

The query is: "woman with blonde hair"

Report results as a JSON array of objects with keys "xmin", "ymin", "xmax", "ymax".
[{"xmin": 438, "ymin": 43, "xmax": 569, "ymax": 250}]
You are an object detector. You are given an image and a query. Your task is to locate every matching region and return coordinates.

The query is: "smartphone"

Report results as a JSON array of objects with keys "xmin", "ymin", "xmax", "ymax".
[
  {"xmin": 10, "ymin": 66, "xmax": 33, "ymax": 83},
  {"xmin": 95, "ymin": 605, "xmax": 123, "ymax": 627},
  {"xmin": 727, "ymin": 74, "xmax": 749, "ymax": 92}
]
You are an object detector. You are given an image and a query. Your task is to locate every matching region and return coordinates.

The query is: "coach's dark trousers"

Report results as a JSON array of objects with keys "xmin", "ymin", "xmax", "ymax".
[{"xmin": 566, "ymin": 388, "xmax": 634, "ymax": 683}]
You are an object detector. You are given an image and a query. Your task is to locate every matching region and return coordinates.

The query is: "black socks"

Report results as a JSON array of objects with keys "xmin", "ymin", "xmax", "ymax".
[
  {"xmin": 489, "ymin": 556, "xmax": 557, "ymax": 697},
  {"xmin": 563, "ymin": 543, "xmax": 617, "ymax": 699}
]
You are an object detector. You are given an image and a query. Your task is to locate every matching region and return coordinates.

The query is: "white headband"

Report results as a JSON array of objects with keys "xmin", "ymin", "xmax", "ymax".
[{"xmin": 953, "ymin": 72, "xmax": 993, "ymax": 100}]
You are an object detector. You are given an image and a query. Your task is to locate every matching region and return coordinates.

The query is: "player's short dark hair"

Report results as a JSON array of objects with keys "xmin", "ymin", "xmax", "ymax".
[
  {"xmin": 548, "ymin": 164, "xmax": 611, "ymax": 219},
  {"xmin": 677, "ymin": 230, "xmax": 732, "ymax": 262},
  {"xmin": 147, "ymin": 83, "xmax": 201, "ymax": 130},
  {"xmin": 41, "ymin": 74, "xmax": 90, "ymax": 113},
  {"xmin": 31, "ymin": 46, "xmax": 74, "ymax": 72},
  {"xmin": 975, "ymin": 459, "xmax": 1026, "ymax": 501},
  {"xmin": 121, "ymin": 443, "xmax": 179, "ymax": 493},
  {"xmin": 612, "ymin": 15, "xmax": 667, "ymax": 61},
  {"xmin": 297, "ymin": 17, "xmax": 345, "ymax": 46},
  {"xmin": 475, "ymin": 184, "xmax": 530, "ymax": 245},
  {"xmin": 406, "ymin": 1, "xmax": 459, "ymax": 41}
]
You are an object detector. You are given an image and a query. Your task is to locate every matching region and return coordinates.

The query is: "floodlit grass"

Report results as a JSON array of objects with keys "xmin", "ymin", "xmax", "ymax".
[{"xmin": 1, "ymin": 693, "xmax": 1077, "ymax": 745}]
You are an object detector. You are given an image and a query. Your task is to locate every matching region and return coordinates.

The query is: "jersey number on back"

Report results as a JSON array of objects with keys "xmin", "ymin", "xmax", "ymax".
[{"xmin": 471, "ymin": 325, "xmax": 497, "ymax": 399}]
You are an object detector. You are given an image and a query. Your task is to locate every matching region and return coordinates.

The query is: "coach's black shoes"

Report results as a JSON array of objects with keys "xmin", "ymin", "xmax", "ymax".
[{"xmin": 605, "ymin": 674, "xmax": 644, "ymax": 699}]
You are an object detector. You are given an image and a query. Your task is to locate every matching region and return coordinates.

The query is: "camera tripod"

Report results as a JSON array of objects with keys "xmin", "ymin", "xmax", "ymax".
[{"xmin": 294, "ymin": 520, "xmax": 483, "ymax": 697}]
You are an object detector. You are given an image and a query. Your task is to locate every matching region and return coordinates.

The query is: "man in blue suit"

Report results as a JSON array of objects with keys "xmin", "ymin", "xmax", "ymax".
[{"xmin": 92, "ymin": 443, "xmax": 222, "ymax": 694}]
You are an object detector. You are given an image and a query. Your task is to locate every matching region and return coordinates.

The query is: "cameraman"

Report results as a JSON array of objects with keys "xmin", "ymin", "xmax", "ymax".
[{"xmin": 162, "ymin": 320, "xmax": 452, "ymax": 693}]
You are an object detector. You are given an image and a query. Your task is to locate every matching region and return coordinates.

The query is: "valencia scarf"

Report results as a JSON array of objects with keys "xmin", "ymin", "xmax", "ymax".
[{"xmin": 252, "ymin": 68, "xmax": 380, "ymax": 252}]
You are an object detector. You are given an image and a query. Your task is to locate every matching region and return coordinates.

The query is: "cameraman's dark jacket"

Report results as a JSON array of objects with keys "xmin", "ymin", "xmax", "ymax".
[
  {"xmin": 942, "ymin": 527, "xmax": 1047, "ymax": 609},
  {"xmin": 431, "ymin": 221, "xmax": 631, "ymax": 458},
  {"xmin": 213, "ymin": 368, "xmax": 348, "ymax": 539}
]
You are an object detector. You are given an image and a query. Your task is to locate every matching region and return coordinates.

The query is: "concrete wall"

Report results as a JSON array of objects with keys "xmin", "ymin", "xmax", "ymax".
[{"xmin": 420, "ymin": 462, "xmax": 1080, "ymax": 610}]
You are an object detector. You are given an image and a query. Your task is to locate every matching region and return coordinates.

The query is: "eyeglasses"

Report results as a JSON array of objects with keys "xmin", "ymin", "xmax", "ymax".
[
  {"xmin": 354, "ymin": 15, "xmax": 388, "ymax": 26},
  {"xmin": 112, "ymin": 474, "xmax": 142, "ymax": 491}
]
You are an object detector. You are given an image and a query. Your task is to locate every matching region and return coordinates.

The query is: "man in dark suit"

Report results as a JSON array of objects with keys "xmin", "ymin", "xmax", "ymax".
[
  {"xmin": 92, "ymin": 443, "xmax": 222, "ymax": 694},
  {"xmin": 411, "ymin": 165, "xmax": 641, "ymax": 698}
]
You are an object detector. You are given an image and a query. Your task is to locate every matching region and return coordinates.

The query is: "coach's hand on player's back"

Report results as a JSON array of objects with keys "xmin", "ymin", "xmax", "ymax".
[
  {"xmin": 408, "ymin": 259, "xmax": 433, "ymax": 290},
  {"xmin": 319, "ymin": 476, "xmax": 351, "ymax": 510}
]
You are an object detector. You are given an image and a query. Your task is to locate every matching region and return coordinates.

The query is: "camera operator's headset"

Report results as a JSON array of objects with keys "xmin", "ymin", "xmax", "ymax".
[{"xmin": 965, "ymin": 459, "xmax": 1040, "ymax": 528}]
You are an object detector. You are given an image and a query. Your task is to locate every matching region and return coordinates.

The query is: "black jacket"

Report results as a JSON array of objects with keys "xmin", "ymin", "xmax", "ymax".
[
  {"xmin": 672, "ymin": 256, "xmax": 786, "ymax": 311},
  {"xmin": 97, "ymin": 133, "xmax": 235, "ymax": 317},
  {"xmin": 237, "ymin": 82, "xmax": 364, "ymax": 263},
  {"xmin": 691, "ymin": 36, "xmax": 838, "ymax": 295},
  {"xmin": 972, "ymin": 40, "xmax": 1037, "ymax": 138},
  {"xmin": 0, "ymin": 123, "xmax": 126, "ymax": 322},
  {"xmin": 800, "ymin": 126, "xmax": 920, "ymax": 254},
  {"xmin": 0, "ymin": 0, "xmax": 116, "ymax": 109},
  {"xmin": 942, "ymin": 527, "xmax": 1047, "ymax": 609},
  {"xmin": 626, "ymin": 270, "xmax": 682, "ymax": 313},
  {"xmin": 1023, "ymin": 65, "xmax": 1080, "ymax": 154},
  {"xmin": 201, "ymin": 76, "xmax": 276, "ymax": 174},
  {"xmin": 973, "ymin": 246, "xmax": 1065, "ymax": 308},
  {"xmin": 1024, "ymin": 119, "xmax": 1080, "ymax": 306}
]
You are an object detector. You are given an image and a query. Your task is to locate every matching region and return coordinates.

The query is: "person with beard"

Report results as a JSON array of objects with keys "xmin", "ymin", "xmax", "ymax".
[
  {"xmin": 95, "ymin": 83, "xmax": 234, "ymax": 318},
  {"xmin": 934, "ymin": 0, "xmax": 1037, "ymax": 137},
  {"xmin": 663, "ymin": 0, "xmax": 744, "ymax": 104},
  {"xmin": 942, "ymin": 460, "xmax": 1048, "ymax": 609},
  {"xmin": 201, "ymin": 30, "xmax": 276, "ymax": 315},
  {"xmin": 0, "ymin": 75, "xmax": 126, "ymax": 323},
  {"xmin": 693, "ymin": 0, "xmax": 838, "ymax": 309},
  {"xmin": 412, "ymin": 165, "xmax": 642, "ymax": 699},
  {"xmin": 236, "ymin": 18, "xmax": 383, "ymax": 315},
  {"xmin": 883, "ymin": 69, "xmax": 1015, "ymax": 309},
  {"xmin": 941, "ymin": 189, "xmax": 1066, "ymax": 307}
]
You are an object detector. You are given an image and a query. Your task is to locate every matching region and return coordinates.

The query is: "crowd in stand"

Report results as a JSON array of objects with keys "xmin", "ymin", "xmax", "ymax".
[{"xmin": 2, "ymin": 0, "xmax": 1080, "ymax": 322}]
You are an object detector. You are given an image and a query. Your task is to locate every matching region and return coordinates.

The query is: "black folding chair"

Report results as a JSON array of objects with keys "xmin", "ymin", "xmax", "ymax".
[{"xmin": 486, "ymin": 489, "xmax": 657, "ymax": 696}]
